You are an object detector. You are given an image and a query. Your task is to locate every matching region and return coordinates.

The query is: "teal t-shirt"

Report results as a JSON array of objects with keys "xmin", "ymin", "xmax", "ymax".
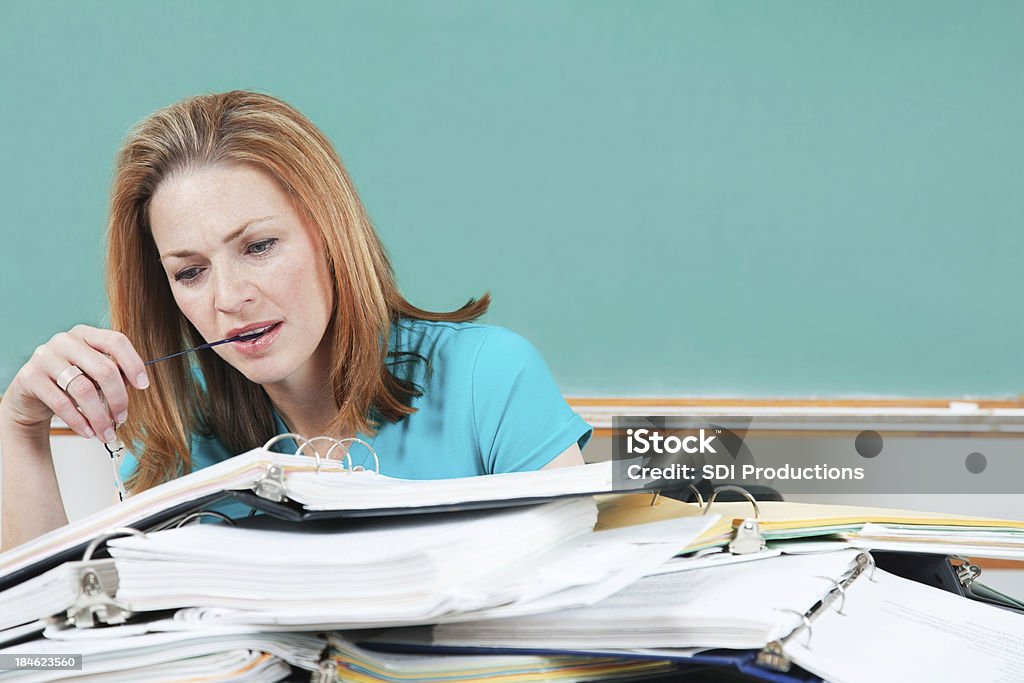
[{"xmin": 120, "ymin": 320, "xmax": 591, "ymax": 485}]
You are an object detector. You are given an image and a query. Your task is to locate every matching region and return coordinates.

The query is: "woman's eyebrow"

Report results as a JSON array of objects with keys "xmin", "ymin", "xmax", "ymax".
[{"xmin": 160, "ymin": 216, "xmax": 276, "ymax": 259}]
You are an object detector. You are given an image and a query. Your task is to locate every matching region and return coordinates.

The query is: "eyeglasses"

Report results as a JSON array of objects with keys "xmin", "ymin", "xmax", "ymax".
[{"xmin": 103, "ymin": 434, "xmax": 127, "ymax": 502}]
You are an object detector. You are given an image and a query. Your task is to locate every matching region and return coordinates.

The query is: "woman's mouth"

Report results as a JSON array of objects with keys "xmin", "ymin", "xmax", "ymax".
[{"xmin": 231, "ymin": 322, "xmax": 282, "ymax": 354}]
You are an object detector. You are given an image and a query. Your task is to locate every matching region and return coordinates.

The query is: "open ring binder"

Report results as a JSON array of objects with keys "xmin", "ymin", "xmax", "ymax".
[
  {"xmin": 263, "ymin": 432, "xmax": 310, "ymax": 451},
  {"xmin": 702, "ymin": 485, "xmax": 761, "ymax": 518},
  {"xmin": 63, "ymin": 528, "xmax": 148, "ymax": 628},
  {"xmin": 775, "ymin": 609, "xmax": 814, "ymax": 646},
  {"xmin": 755, "ymin": 551, "xmax": 873, "ymax": 672},
  {"xmin": 81, "ymin": 528, "xmax": 148, "ymax": 563},
  {"xmin": 271, "ymin": 434, "xmax": 380, "ymax": 475},
  {"xmin": 335, "ymin": 437, "xmax": 379, "ymax": 473},
  {"xmin": 147, "ymin": 508, "xmax": 237, "ymax": 531},
  {"xmin": 862, "ymin": 550, "xmax": 879, "ymax": 582},
  {"xmin": 815, "ymin": 575, "xmax": 847, "ymax": 615},
  {"xmin": 173, "ymin": 511, "xmax": 236, "ymax": 528},
  {"xmin": 702, "ymin": 485, "xmax": 767, "ymax": 555},
  {"xmin": 0, "ymin": 431, "xmax": 617, "ymax": 620},
  {"xmin": 951, "ymin": 555, "xmax": 982, "ymax": 587},
  {"xmin": 251, "ymin": 434, "xmax": 381, "ymax": 504},
  {"xmin": 671, "ymin": 484, "xmax": 705, "ymax": 510},
  {"xmin": 296, "ymin": 436, "xmax": 353, "ymax": 473}
]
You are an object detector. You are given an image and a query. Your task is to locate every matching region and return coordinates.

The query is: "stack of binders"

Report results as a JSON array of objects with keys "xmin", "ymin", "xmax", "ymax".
[
  {"xmin": 3, "ymin": 436, "xmax": 1024, "ymax": 682},
  {"xmin": 0, "ymin": 433, "xmax": 717, "ymax": 681}
]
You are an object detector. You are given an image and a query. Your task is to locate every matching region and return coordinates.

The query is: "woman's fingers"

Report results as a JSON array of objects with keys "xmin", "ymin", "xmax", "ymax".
[
  {"xmin": 15, "ymin": 364, "xmax": 95, "ymax": 439},
  {"xmin": 34, "ymin": 343, "xmax": 118, "ymax": 441},
  {"xmin": 28, "ymin": 326, "xmax": 149, "ymax": 442},
  {"xmin": 4, "ymin": 325, "xmax": 148, "ymax": 442},
  {"xmin": 64, "ymin": 373, "xmax": 117, "ymax": 442},
  {"xmin": 70, "ymin": 326, "xmax": 149, "ymax": 391}
]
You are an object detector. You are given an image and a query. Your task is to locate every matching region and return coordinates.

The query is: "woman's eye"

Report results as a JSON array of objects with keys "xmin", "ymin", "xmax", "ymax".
[
  {"xmin": 174, "ymin": 267, "xmax": 203, "ymax": 284},
  {"xmin": 246, "ymin": 238, "xmax": 278, "ymax": 256}
]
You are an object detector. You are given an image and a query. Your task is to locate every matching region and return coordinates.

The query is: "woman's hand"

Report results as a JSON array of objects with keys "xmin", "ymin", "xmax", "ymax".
[{"xmin": 0, "ymin": 325, "xmax": 149, "ymax": 442}]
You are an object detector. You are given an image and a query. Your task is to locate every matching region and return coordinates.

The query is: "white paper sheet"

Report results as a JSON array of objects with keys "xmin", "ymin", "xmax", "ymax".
[{"xmin": 786, "ymin": 568, "xmax": 1024, "ymax": 683}]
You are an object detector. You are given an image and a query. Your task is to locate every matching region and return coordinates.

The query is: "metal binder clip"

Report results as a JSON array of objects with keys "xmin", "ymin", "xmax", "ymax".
[
  {"xmin": 729, "ymin": 519, "xmax": 765, "ymax": 555},
  {"xmin": 64, "ymin": 528, "xmax": 146, "ymax": 628},
  {"xmin": 312, "ymin": 656, "xmax": 337, "ymax": 683},
  {"xmin": 755, "ymin": 640, "xmax": 791, "ymax": 672},
  {"xmin": 254, "ymin": 464, "xmax": 287, "ymax": 502},
  {"xmin": 952, "ymin": 556, "xmax": 982, "ymax": 587},
  {"xmin": 702, "ymin": 485, "xmax": 766, "ymax": 554}
]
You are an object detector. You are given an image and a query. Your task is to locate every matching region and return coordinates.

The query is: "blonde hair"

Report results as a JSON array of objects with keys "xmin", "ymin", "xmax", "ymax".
[{"xmin": 107, "ymin": 90, "xmax": 488, "ymax": 492}]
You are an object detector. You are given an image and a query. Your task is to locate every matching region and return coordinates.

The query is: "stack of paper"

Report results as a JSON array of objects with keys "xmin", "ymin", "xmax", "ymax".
[
  {"xmin": 19, "ymin": 452, "xmax": 1024, "ymax": 682},
  {"xmin": 322, "ymin": 634, "xmax": 680, "ymax": 683},
  {"xmin": 286, "ymin": 462, "xmax": 621, "ymax": 511},
  {"xmin": 847, "ymin": 521, "xmax": 1024, "ymax": 559},
  {"xmin": 598, "ymin": 494, "xmax": 1024, "ymax": 558},
  {"xmin": 2, "ymin": 499, "xmax": 593, "ymax": 630},
  {"xmin": 409, "ymin": 550, "xmax": 863, "ymax": 650},
  {"xmin": 114, "ymin": 510, "xmax": 716, "ymax": 630},
  {"xmin": 785, "ymin": 567, "xmax": 1024, "ymax": 683},
  {"xmin": 370, "ymin": 554, "xmax": 1024, "ymax": 683},
  {"xmin": 0, "ymin": 452, "xmax": 618, "ymax": 591},
  {"xmin": 0, "ymin": 494, "xmax": 731, "ymax": 642},
  {"xmin": 108, "ymin": 499, "xmax": 599, "ymax": 625},
  {"xmin": 0, "ymin": 629, "xmax": 325, "ymax": 682}
]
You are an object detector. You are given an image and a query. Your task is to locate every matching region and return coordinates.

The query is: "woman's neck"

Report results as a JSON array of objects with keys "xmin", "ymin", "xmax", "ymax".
[
  {"xmin": 262, "ymin": 341, "xmax": 340, "ymax": 438},
  {"xmin": 267, "ymin": 383, "xmax": 338, "ymax": 438}
]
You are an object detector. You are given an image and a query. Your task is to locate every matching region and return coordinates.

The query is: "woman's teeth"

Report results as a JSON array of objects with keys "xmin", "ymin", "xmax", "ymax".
[{"xmin": 237, "ymin": 324, "xmax": 275, "ymax": 341}]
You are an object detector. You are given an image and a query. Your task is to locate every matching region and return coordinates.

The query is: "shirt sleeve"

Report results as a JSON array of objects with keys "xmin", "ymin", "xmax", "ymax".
[{"xmin": 471, "ymin": 327, "xmax": 591, "ymax": 474}]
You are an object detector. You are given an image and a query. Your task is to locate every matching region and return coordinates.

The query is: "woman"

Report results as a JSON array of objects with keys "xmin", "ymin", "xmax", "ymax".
[{"xmin": 0, "ymin": 91, "xmax": 590, "ymax": 550}]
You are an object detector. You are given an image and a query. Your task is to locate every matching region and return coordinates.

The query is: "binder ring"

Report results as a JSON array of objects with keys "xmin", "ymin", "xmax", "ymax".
[
  {"xmin": 296, "ymin": 436, "xmax": 353, "ymax": 473},
  {"xmin": 335, "ymin": 437, "xmax": 379, "ymax": 474},
  {"xmin": 702, "ymin": 485, "xmax": 760, "ymax": 518},
  {"xmin": 263, "ymin": 432, "xmax": 310, "ymax": 453},
  {"xmin": 815, "ymin": 575, "xmax": 847, "ymax": 615},
  {"xmin": 688, "ymin": 484, "xmax": 705, "ymax": 511},
  {"xmin": 82, "ymin": 527, "xmax": 147, "ymax": 561},
  {"xmin": 859, "ymin": 551, "xmax": 879, "ymax": 583},
  {"xmin": 174, "ymin": 511, "xmax": 236, "ymax": 528},
  {"xmin": 775, "ymin": 608, "xmax": 813, "ymax": 646}
]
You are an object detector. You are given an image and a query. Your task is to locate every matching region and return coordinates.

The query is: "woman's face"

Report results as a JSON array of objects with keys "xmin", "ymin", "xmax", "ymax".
[{"xmin": 149, "ymin": 164, "xmax": 334, "ymax": 389}]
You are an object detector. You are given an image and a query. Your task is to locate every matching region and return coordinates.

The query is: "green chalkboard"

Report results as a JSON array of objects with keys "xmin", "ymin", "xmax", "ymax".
[{"xmin": 2, "ymin": 1, "xmax": 1022, "ymax": 397}]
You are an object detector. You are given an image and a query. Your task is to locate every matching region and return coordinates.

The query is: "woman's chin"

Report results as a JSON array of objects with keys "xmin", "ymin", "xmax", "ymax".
[{"xmin": 233, "ymin": 361, "xmax": 294, "ymax": 387}]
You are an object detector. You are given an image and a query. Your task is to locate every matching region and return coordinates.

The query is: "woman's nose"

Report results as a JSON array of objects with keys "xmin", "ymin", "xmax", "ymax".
[{"xmin": 212, "ymin": 264, "xmax": 257, "ymax": 314}]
